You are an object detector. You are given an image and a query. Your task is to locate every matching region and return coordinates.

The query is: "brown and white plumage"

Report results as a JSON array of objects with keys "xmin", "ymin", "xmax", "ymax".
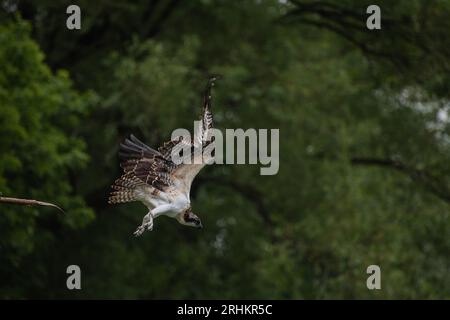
[{"xmin": 108, "ymin": 76, "xmax": 219, "ymax": 236}]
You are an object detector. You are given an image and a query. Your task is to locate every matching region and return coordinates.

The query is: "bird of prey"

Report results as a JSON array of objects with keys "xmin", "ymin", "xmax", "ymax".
[{"xmin": 108, "ymin": 77, "xmax": 218, "ymax": 236}]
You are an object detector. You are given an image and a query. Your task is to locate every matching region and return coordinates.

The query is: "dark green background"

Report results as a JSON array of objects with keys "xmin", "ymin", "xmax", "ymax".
[{"xmin": 0, "ymin": 0, "xmax": 449, "ymax": 299}]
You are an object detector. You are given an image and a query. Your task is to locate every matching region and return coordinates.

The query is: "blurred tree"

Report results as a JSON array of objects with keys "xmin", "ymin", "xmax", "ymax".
[{"xmin": 0, "ymin": 19, "xmax": 95, "ymax": 298}]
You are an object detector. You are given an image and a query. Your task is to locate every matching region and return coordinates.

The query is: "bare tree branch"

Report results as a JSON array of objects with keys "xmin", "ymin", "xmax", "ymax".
[
  {"xmin": 349, "ymin": 157, "xmax": 450, "ymax": 204},
  {"xmin": 314, "ymin": 154, "xmax": 450, "ymax": 204},
  {"xmin": 0, "ymin": 196, "xmax": 65, "ymax": 214},
  {"xmin": 141, "ymin": 0, "xmax": 181, "ymax": 38},
  {"xmin": 281, "ymin": 0, "xmax": 435, "ymax": 73},
  {"xmin": 194, "ymin": 176, "xmax": 273, "ymax": 226}
]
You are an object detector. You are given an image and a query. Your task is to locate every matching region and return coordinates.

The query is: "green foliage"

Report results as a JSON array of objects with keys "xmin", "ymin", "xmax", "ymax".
[
  {"xmin": 0, "ymin": 19, "xmax": 95, "ymax": 298},
  {"xmin": 1, "ymin": 1, "xmax": 449, "ymax": 299}
]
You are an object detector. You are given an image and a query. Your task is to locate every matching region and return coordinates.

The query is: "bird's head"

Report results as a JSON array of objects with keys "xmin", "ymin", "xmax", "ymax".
[{"xmin": 178, "ymin": 207, "xmax": 203, "ymax": 229}]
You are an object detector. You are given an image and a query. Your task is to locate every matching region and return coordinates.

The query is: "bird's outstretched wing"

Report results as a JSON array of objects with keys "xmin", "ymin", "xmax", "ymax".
[
  {"xmin": 159, "ymin": 75, "xmax": 219, "ymax": 193},
  {"xmin": 117, "ymin": 134, "xmax": 177, "ymax": 192},
  {"xmin": 109, "ymin": 76, "xmax": 218, "ymax": 203},
  {"xmin": 194, "ymin": 75, "xmax": 217, "ymax": 148}
]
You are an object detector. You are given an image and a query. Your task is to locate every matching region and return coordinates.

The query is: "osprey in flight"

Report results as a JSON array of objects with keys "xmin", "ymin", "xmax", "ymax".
[{"xmin": 108, "ymin": 77, "xmax": 218, "ymax": 236}]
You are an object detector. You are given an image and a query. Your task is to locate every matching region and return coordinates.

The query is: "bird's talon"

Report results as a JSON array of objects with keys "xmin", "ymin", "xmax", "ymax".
[
  {"xmin": 133, "ymin": 226, "xmax": 145, "ymax": 237},
  {"xmin": 133, "ymin": 222, "xmax": 153, "ymax": 237},
  {"xmin": 145, "ymin": 222, "xmax": 153, "ymax": 231}
]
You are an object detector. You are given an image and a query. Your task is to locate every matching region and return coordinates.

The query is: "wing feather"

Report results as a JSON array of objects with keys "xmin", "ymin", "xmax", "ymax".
[
  {"xmin": 116, "ymin": 135, "xmax": 175, "ymax": 193},
  {"xmin": 161, "ymin": 76, "xmax": 219, "ymax": 193},
  {"xmin": 194, "ymin": 76, "xmax": 217, "ymax": 148}
]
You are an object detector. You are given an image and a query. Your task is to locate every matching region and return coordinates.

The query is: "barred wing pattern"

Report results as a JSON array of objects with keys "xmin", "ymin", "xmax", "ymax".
[
  {"xmin": 194, "ymin": 76, "xmax": 216, "ymax": 148},
  {"xmin": 171, "ymin": 75, "xmax": 218, "ymax": 189}
]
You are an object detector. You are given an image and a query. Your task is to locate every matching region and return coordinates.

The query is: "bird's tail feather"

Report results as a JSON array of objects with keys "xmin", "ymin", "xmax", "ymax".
[{"xmin": 108, "ymin": 174, "xmax": 144, "ymax": 204}]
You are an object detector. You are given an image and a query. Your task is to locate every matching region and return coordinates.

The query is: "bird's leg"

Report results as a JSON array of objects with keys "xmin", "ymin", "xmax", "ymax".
[
  {"xmin": 133, "ymin": 204, "xmax": 174, "ymax": 236},
  {"xmin": 133, "ymin": 211, "xmax": 154, "ymax": 237}
]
